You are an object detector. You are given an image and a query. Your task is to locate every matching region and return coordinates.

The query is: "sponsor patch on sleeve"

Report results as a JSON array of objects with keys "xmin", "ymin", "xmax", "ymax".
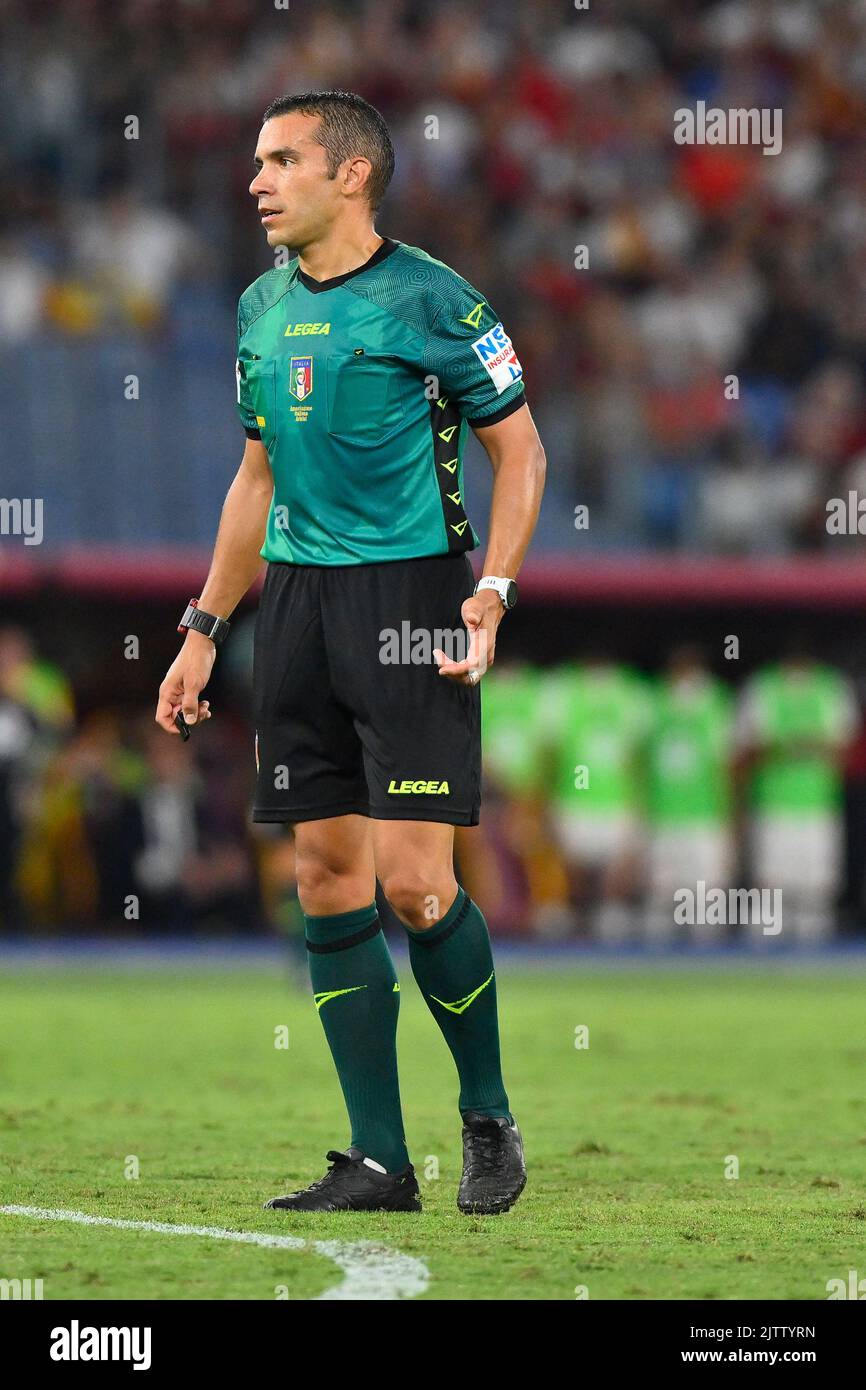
[{"xmin": 470, "ymin": 322, "xmax": 524, "ymax": 395}]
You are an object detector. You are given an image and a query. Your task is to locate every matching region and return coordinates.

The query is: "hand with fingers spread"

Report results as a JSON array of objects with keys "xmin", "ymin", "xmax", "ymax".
[{"xmin": 433, "ymin": 588, "xmax": 502, "ymax": 687}]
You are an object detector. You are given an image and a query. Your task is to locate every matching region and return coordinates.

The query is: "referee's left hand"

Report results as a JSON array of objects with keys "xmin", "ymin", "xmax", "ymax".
[{"xmin": 433, "ymin": 590, "xmax": 502, "ymax": 686}]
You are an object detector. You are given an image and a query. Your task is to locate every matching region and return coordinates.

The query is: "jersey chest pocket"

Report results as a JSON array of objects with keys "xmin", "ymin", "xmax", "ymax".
[
  {"xmin": 326, "ymin": 354, "xmax": 404, "ymax": 446},
  {"xmin": 241, "ymin": 359, "xmax": 277, "ymax": 448}
]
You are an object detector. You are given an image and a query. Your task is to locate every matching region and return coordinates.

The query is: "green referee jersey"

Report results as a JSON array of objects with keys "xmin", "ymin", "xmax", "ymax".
[{"xmin": 235, "ymin": 237, "xmax": 526, "ymax": 566}]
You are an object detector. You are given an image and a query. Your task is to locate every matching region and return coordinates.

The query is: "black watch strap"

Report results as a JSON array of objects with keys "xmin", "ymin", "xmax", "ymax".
[{"xmin": 178, "ymin": 599, "xmax": 231, "ymax": 647}]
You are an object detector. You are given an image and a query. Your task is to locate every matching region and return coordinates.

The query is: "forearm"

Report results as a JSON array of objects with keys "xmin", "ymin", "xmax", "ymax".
[
  {"xmin": 197, "ymin": 458, "xmax": 272, "ymax": 619},
  {"xmin": 480, "ymin": 442, "xmax": 546, "ymax": 578}
]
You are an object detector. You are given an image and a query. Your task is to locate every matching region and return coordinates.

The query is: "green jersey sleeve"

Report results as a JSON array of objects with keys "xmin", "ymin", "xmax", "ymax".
[
  {"xmin": 236, "ymin": 280, "xmax": 276, "ymax": 440},
  {"xmin": 421, "ymin": 281, "xmax": 526, "ymax": 427},
  {"xmin": 235, "ymin": 293, "xmax": 261, "ymax": 439},
  {"xmin": 235, "ymin": 356, "xmax": 261, "ymax": 439}
]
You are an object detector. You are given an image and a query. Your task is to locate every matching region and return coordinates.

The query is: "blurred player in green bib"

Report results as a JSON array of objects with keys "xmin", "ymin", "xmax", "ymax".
[
  {"xmin": 541, "ymin": 656, "xmax": 651, "ymax": 942},
  {"xmin": 736, "ymin": 647, "xmax": 858, "ymax": 944},
  {"xmin": 482, "ymin": 662, "xmax": 544, "ymax": 801},
  {"xmin": 474, "ymin": 662, "xmax": 570, "ymax": 936},
  {"xmin": 643, "ymin": 646, "xmax": 735, "ymax": 945}
]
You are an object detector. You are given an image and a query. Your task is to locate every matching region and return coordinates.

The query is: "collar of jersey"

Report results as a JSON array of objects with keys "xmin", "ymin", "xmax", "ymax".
[{"xmin": 294, "ymin": 237, "xmax": 399, "ymax": 294}]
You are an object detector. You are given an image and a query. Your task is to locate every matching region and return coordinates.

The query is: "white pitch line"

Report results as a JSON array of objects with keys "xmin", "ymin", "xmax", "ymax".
[{"xmin": 0, "ymin": 1205, "xmax": 429, "ymax": 1302}]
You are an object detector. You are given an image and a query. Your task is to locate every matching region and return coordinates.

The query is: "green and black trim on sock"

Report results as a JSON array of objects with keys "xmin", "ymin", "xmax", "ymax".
[
  {"xmin": 303, "ymin": 902, "xmax": 410, "ymax": 1174},
  {"xmin": 403, "ymin": 887, "xmax": 512, "ymax": 1121}
]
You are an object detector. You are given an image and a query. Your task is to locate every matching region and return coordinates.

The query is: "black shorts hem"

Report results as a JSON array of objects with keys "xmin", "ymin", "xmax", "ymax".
[
  {"xmin": 252, "ymin": 802, "xmax": 480, "ymax": 827},
  {"xmin": 369, "ymin": 804, "xmax": 480, "ymax": 827},
  {"xmin": 252, "ymin": 800, "xmax": 369, "ymax": 824}
]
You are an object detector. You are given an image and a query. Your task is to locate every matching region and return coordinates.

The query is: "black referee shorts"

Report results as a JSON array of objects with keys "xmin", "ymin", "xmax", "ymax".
[{"xmin": 251, "ymin": 552, "xmax": 481, "ymax": 826}]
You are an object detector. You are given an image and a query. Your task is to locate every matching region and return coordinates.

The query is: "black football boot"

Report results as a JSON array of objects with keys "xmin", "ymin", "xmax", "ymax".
[
  {"xmin": 457, "ymin": 1112, "xmax": 526, "ymax": 1215},
  {"xmin": 264, "ymin": 1148, "xmax": 421, "ymax": 1213}
]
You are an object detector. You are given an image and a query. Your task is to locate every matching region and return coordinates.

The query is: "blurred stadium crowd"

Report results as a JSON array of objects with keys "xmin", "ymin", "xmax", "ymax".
[
  {"xmin": 4, "ymin": 0, "xmax": 866, "ymax": 550},
  {"xmin": 3, "ymin": 624, "xmax": 866, "ymax": 944}
]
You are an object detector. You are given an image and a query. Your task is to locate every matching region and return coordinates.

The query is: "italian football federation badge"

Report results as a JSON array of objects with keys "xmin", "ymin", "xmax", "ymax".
[{"xmin": 289, "ymin": 356, "xmax": 313, "ymax": 401}]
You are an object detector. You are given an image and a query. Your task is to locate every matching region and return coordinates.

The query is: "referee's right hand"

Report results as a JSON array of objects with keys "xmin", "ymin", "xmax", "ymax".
[{"xmin": 155, "ymin": 632, "xmax": 215, "ymax": 735}]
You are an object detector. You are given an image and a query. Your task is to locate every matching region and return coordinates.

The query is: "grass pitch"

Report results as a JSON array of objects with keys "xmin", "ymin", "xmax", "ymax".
[{"xmin": 1, "ymin": 956, "xmax": 865, "ymax": 1300}]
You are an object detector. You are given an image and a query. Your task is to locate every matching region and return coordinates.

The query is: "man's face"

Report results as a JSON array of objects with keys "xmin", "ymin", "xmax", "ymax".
[{"xmin": 249, "ymin": 113, "xmax": 342, "ymax": 249}]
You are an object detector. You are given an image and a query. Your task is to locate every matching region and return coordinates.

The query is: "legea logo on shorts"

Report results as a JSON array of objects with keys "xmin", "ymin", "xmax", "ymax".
[{"xmin": 387, "ymin": 779, "xmax": 450, "ymax": 794}]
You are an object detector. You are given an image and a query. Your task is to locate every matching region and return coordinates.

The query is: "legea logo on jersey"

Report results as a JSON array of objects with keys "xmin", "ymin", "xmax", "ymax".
[
  {"xmin": 471, "ymin": 323, "xmax": 523, "ymax": 396},
  {"xmin": 289, "ymin": 357, "xmax": 313, "ymax": 400},
  {"xmin": 284, "ymin": 322, "xmax": 331, "ymax": 336}
]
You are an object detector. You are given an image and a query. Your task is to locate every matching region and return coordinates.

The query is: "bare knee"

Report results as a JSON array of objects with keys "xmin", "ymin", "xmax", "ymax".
[
  {"xmin": 294, "ymin": 834, "xmax": 373, "ymax": 917},
  {"xmin": 381, "ymin": 869, "xmax": 457, "ymax": 931}
]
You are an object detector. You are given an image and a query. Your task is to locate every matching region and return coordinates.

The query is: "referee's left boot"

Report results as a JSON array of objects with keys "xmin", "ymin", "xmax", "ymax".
[{"xmin": 457, "ymin": 1112, "xmax": 526, "ymax": 1215}]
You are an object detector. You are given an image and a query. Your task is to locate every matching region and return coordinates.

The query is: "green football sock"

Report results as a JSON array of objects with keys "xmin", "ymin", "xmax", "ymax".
[
  {"xmin": 304, "ymin": 903, "xmax": 409, "ymax": 1173},
  {"xmin": 403, "ymin": 888, "xmax": 511, "ymax": 1120}
]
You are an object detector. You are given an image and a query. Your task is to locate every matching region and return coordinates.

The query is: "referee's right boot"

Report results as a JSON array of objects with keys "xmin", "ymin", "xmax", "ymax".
[{"xmin": 264, "ymin": 1147, "xmax": 421, "ymax": 1213}]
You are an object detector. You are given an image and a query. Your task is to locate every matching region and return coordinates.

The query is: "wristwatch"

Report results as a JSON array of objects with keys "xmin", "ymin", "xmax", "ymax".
[
  {"xmin": 474, "ymin": 576, "xmax": 518, "ymax": 610},
  {"xmin": 177, "ymin": 599, "xmax": 231, "ymax": 647}
]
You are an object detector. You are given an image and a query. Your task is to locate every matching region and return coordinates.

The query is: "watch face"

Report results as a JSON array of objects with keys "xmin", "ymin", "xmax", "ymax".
[{"xmin": 475, "ymin": 578, "xmax": 518, "ymax": 608}]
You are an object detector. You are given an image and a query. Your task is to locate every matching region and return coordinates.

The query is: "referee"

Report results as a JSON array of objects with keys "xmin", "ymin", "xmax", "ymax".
[{"xmin": 156, "ymin": 91, "xmax": 546, "ymax": 1215}]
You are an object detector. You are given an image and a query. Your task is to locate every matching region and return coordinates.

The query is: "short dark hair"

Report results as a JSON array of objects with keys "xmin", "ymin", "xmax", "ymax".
[{"xmin": 261, "ymin": 90, "xmax": 394, "ymax": 211}]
